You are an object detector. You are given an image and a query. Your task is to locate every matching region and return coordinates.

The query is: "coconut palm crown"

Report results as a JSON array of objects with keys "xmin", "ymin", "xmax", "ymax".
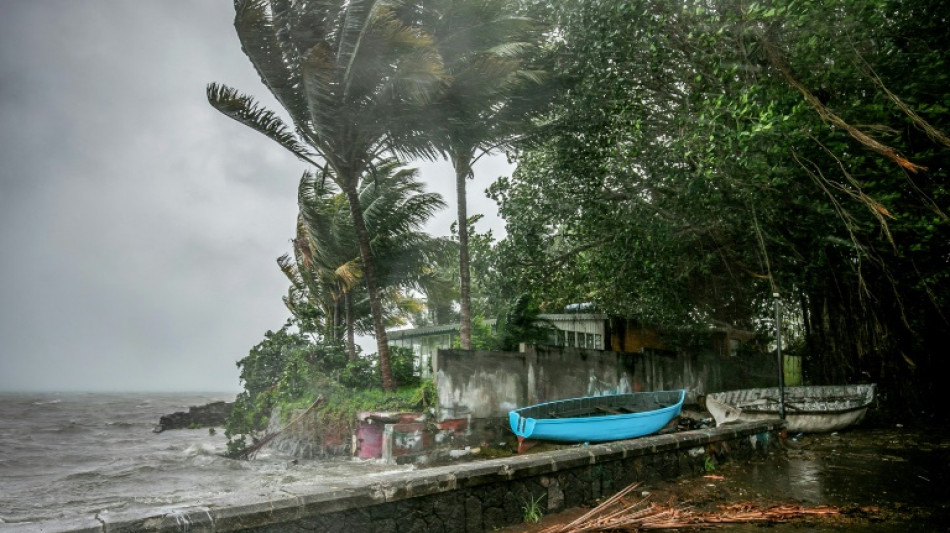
[{"xmin": 282, "ymin": 159, "xmax": 447, "ymax": 363}]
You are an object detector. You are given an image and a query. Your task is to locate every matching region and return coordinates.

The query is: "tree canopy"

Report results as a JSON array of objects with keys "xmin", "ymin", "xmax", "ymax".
[{"xmin": 492, "ymin": 0, "xmax": 949, "ymax": 408}]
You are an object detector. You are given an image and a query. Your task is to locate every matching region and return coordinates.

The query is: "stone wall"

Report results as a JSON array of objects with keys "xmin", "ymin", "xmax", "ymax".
[{"xmin": 36, "ymin": 421, "xmax": 783, "ymax": 533}]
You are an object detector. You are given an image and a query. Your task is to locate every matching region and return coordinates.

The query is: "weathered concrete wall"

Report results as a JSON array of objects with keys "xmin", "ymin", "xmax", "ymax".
[
  {"xmin": 434, "ymin": 346, "xmax": 637, "ymax": 421},
  {"xmin": 434, "ymin": 345, "xmax": 777, "ymax": 422},
  {"xmin": 23, "ymin": 421, "xmax": 783, "ymax": 533}
]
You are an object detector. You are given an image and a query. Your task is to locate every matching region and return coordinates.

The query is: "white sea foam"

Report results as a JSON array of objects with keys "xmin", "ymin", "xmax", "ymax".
[
  {"xmin": 31, "ymin": 399, "xmax": 62, "ymax": 405},
  {"xmin": 182, "ymin": 443, "xmax": 218, "ymax": 457}
]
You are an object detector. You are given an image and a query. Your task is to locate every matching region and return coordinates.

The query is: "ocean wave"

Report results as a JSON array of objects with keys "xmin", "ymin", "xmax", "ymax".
[
  {"xmin": 31, "ymin": 399, "xmax": 62, "ymax": 406},
  {"xmin": 1, "ymin": 393, "xmax": 411, "ymax": 524},
  {"xmin": 44, "ymin": 423, "xmax": 89, "ymax": 434},
  {"xmin": 182, "ymin": 443, "xmax": 222, "ymax": 458},
  {"xmin": 63, "ymin": 470, "xmax": 103, "ymax": 481}
]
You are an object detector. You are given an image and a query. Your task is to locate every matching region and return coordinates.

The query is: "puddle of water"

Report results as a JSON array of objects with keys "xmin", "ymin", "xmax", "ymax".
[{"xmin": 684, "ymin": 426, "xmax": 950, "ymax": 531}]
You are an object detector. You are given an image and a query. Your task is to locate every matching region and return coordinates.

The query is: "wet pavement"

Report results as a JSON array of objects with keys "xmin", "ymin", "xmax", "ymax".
[{"xmin": 503, "ymin": 421, "xmax": 950, "ymax": 532}]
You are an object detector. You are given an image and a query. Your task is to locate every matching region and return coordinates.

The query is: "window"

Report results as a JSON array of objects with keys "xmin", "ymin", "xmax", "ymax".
[{"xmin": 729, "ymin": 339, "xmax": 740, "ymax": 357}]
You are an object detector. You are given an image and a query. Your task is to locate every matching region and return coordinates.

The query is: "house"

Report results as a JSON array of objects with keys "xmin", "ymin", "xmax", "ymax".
[{"xmin": 387, "ymin": 322, "xmax": 490, "ymax": 378}]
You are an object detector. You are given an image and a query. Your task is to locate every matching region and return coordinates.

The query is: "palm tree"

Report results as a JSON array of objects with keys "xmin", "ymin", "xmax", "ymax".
[
  {"xmin": 282, "ymin": 159, "xmax": 447, "ymax": 366},
  {"xmin": 209, "ymin": 0, "xmax": 445, "ymax": 390},
  {"xmin": 279, "ymin": 169, "xmax": 360, "ymax": 354},
  {"xmin": 418, "ymin": 0, "xmax": 543, "ymax": 348}
]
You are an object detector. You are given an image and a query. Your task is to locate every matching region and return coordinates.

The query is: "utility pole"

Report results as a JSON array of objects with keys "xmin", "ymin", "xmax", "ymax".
[{"xmin": 774, "ymin": 292, "xmax": 786, "ymax": 419}]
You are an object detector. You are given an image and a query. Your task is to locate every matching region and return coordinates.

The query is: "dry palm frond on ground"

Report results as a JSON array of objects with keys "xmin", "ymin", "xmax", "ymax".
[{"xmin": 541, "ymin": 481, "xmax": 848, "ymax": 532}]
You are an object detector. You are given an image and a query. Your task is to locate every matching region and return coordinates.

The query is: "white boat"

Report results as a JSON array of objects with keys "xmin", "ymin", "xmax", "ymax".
[{"xmin": 705, "ymin": 384, "xmax": 876, "ymax": 433}]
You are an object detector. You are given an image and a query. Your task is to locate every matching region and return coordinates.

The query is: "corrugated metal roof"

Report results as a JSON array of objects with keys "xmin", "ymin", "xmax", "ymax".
[
  {"xmin": 387, "ymin": 319, "xmax": 497, "ymax": 339},
  {"xmin": 387, "ymin": 315, "xmax": 604, "ymax": 340},
  {"xmin": 538, "ymin": 313, "xmax": 608, "ymax": 322}
]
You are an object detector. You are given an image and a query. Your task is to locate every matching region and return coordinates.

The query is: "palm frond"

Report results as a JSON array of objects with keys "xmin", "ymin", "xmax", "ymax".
[
  {"xmin": 334, "ymin": 259, "xmax": 363, "ymax": 291},
  {"xmin": 233, "ymin": 0, "xmax": 312, "ymax": 127},
  {"xmin": 300, "ymin": 41, "xmax": 344, "ymax": 150},
  {"xmin": 207, "ymin": 83, "xmax": 318, "ymax": 164}
]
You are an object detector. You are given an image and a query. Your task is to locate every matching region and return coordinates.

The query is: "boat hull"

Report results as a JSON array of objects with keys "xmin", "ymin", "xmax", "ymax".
[
  {"xmin": 705, "ymin": 384, "xmax": 875, "ymax": 433},
  {"xmin": 509, "ymin": 390, "xmax": 685, "ymax": 443}
]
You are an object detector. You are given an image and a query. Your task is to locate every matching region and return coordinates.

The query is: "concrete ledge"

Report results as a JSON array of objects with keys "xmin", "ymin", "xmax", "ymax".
[{"xmin": 3, "ymin": 421, "xmax": 783, "ymax": 533}]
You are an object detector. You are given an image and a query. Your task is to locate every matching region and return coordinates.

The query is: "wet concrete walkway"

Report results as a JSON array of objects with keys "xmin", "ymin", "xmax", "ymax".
[{"xmin": 506, "ymin": 423, "xmax": 950, "ymax": 532}]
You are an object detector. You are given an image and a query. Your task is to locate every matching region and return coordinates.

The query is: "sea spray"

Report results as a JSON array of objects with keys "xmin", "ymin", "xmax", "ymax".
[{"xmin": 0, "ymin": 392, "xmax": 412, "ymax": 525}]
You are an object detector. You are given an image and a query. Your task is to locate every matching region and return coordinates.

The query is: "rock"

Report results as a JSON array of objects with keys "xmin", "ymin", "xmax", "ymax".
[{"xmin": 153, "ymin": 401, "xmax": 233, "ymax": 433}]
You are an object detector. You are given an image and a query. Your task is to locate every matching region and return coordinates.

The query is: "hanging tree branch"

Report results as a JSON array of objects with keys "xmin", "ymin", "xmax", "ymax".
[{"xmin": 761, "ymin": 39, "xmax": 927, "ymax": 173}]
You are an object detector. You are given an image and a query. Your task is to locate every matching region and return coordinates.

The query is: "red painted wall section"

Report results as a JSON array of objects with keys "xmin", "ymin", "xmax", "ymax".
[
  {"xmin": 436, "ymin": 418, "xmax": 469, "ymax": 433},
  {"xmin": 355, "ymin": 412, "xmax": 426, "ymax": 459},
  {"xmin": 356, "ymin": 422, "xmax": 384, "ymax": 459}
]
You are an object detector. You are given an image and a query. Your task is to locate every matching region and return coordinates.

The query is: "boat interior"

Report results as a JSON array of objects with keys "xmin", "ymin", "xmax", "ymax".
[{"xmin": 515, "ymin": 391, "xmax": 683, "ymax": 420}]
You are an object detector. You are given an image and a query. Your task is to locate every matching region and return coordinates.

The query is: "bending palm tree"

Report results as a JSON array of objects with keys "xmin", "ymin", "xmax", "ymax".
[
  {"xmin": 280, "ymin": 170, "xmax": 361, "ymax": 355},
  {"xmin": 420, "ymin": 0, "xmax": 543, "ymax": 348},
  {"xmin": 209, "ymin": 0, "xmax": 445, "ymax": 390},
  {"xmin": 285, "ymin": 160, "xmax": 447, "ymax": 364}
]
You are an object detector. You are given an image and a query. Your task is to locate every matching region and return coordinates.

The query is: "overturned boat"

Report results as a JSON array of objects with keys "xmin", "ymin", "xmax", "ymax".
[
  {"xmin": 509, "ymin": 390, "xmax": 685, "ymax": 445},
  {"xmin": 705, "ymin": 384, "xmax": 876, "ymax": 433}
]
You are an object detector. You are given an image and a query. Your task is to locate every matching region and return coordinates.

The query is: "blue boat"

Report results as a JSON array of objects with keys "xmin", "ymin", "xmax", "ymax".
[{"xmin": 509, "ymin": 390, "xmax": 686, "ymax": 446}]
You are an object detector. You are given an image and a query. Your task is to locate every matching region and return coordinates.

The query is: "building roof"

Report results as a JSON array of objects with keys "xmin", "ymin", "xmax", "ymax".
[
  {"xmin": 387, "ymin": 319, "xmax": 498, "ymax": 340},
  {"xmin": 387, "ymin": 315, "xmax": 606, "ymax": 340},
  {"xmin": 538, "ymin": 313, "xmax": 608, "ymax": 322}
]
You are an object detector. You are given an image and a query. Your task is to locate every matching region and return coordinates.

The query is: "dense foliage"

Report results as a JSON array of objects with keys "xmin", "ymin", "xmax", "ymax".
[
  {"xmin": 215, "ymin": 0, "xmax": 948, "ymax": 417},
  {"xmin": 223, "ymin": 322, "xmax": 425, "ymax": 457},
  {"xmin": 492, "ymin": 0, "xmax": 948, "ymax": 409}
]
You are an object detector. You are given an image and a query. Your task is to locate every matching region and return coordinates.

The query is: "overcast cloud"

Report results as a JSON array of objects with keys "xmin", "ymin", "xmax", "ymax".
[{"xmin": 0, "ymin": 1, "xmax": 510, "ymax": 392}]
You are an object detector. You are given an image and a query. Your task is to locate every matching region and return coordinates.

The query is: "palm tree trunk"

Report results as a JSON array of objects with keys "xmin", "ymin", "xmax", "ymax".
[
  {"xmin": 344, "ymin": 290, "xmax": 357, "ymax": 362},
  {"xmin": 333, "ymin": 296, "xmax": 343, "ymax": 341},
  {"xmin": 341, "ymin": 183, "xmax": 395, "ymax": 391},
  {"xmin": 453, "ymin": 150, "xmax": 474, "ymax": 350}
]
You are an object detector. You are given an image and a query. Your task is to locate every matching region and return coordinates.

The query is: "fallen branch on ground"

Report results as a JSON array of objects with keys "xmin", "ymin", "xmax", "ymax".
[{"xmin": 231, "ymin": 394, "xmax": 325, "ymax": 460}]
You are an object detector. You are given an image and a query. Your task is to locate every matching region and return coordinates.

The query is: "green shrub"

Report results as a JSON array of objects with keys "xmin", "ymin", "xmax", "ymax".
[{"xmin": 224, "ymin": 324, "xmax": 436, "ymax": 458}]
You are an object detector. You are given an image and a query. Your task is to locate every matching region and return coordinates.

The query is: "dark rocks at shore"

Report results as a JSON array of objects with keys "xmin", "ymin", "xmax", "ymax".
[{"xmin": 153, "ymin": 401, "xmax": 233, "ymax": 433}]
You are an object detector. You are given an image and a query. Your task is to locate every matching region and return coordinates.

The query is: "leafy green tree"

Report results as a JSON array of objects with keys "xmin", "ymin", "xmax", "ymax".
[
  {"xmin": 209, "ymin": 0, "xmax": 445, "ymax": 390},
  {"xmin": 498, "ymin": 0, "xmax": 949, "ymax": 408},
  {"xmin": 494, "ymin": 292, "xmax": 552, "ymax": 351},
  {"xmin": 224, "ymin": 323, "xmax": 321, "ymax": 454}
]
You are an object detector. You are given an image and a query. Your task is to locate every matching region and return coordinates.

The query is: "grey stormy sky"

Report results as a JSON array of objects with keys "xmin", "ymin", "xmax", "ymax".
[{"xmin": 0, "ymin": 1, "xmax": 510, "ymax": 392}]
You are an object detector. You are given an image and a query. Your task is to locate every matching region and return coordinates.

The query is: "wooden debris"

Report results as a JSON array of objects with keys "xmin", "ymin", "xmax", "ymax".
[
  {"xmin": 540, "ymin": 480, "xmax": 849, "ymax": 532},
  {"xmin": 232, "ymin": 395, "xmax": 325, "ymax": 460}
]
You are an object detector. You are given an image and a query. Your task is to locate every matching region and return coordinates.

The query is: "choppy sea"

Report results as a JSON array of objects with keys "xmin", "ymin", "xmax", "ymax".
[{"xmin": 0, "ymin": 392, "xmax": 411, "ymax": 526}]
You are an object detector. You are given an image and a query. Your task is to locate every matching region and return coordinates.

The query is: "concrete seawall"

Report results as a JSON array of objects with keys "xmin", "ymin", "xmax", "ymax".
[{"xmin": 11, "ymin": 421, "xmax": 783, "ymax": 533}]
